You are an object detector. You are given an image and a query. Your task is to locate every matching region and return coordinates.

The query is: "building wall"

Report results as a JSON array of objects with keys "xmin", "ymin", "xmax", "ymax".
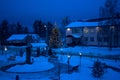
[
  {"xmin": 66, "ymin": 23, "xmax": 120, "ymax": 47},
  {"xmin": 83, "ymin": 27, "xmax": 98, "ymax": 46}
]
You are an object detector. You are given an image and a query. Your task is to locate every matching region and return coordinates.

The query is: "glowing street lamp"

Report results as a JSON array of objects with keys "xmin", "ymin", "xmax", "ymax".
[
  {"xmin": 67, "ymin": 54, "xmax": 71, "ymax": 73},
  {"xmin": 4, "ymin": 46, "xmax": 7, "ymax": 51},
  {"xmin": 79, "ymin": 52, "xmax": 82, "ymax": 67},
  {"xmin": 44, "ymin": 25, "xmax": 48, "ymax": 43},
  {"xmin": 67, "ymin": 28, "xmax": 71, "ymax": 31}
]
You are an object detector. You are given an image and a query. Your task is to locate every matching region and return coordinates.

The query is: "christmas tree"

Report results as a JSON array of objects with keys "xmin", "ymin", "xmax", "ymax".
[{"xmin": 49, "ymin": 23, "xmax": 62, "ymax": 48}]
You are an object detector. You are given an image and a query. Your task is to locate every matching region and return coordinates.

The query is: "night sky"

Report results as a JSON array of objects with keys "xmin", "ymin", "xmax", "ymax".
[{"xmin": 0, "ymin": 0, "xmax": 105, "ymax": 29}]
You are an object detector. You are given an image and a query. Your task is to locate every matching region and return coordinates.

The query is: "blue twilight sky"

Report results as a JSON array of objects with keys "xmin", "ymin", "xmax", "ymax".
[{"xmin": 0, "ymin": 0, "xmax": 105, "ymax": 29}]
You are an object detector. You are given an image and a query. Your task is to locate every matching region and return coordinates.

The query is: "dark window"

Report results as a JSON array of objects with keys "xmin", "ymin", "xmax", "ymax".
[
  {"xmin": 90, "ymin": 37, "xmax": 94, "ymax": 42},
  {"xmin": 84, "ymin": 37, "xmax": 88, "ymax": 41},
  {"xmin": 72, "ymin": 28, "xmax": 81, "ymax": 33},
  {"xmin": 97, "ymin": 37, "xmax": 102, "ymax": 42},
  {"xmin": 104, "ymin": 37, "xmax": 108, "ymax": 42}
]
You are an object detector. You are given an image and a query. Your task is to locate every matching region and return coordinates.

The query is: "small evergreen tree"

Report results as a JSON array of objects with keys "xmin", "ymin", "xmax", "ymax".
[
  {"xmin": 92, "ymin": 60, "xmax": 104, "ymax": 78},
  {"xmin": 49, "ymin": 23, "xmax": 62, "ymax": 48}
]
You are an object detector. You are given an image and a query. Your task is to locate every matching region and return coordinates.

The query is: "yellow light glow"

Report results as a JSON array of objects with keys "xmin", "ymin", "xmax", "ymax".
[
  {"xmin": 96, "ymin": 27, "xmax": 100, "ymax": 31},
  {"xmin": 84, "ymin": 27, "xmax": 89, "ymax": 33}
]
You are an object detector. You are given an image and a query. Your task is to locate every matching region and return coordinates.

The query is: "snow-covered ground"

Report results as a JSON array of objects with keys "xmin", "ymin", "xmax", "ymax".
[
  {"xmin": 58, "ymin": 55, "xmax": 120, "ymax": 80},
  {"xmin": 7, "ymin": 56, "xmax": 54, "ymax": 72},
  {"xmin": 0, "ymin": 46, "xmax": 120, "ymax": 80},
  {"xmin": 54, "ymin": 46, "xmax": 120, "ymax": 56}
]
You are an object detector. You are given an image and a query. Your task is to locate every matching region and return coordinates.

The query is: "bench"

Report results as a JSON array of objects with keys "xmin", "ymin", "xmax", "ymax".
[{"xmin": 8, "ymin": 55, "xmax": 16, "ymax": 61}]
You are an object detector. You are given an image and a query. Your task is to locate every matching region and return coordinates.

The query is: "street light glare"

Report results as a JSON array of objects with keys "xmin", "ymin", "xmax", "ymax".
[
  {"xmin": 67, "ymin": 55, "xmax": 71, "ymax": 58},
  {"xmin": 79, "ymin": 52, "xmax": 82, "ymax": 56},
  {"xmin": 4, "ymin": 47, "xmax": 7, "ymax": 51},
  {"xmin": 67, "ymin": 28, "xmax": 71, "ymax": 31}
]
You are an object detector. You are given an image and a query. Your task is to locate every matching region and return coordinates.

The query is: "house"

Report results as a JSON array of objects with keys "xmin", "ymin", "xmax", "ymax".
[
  {"xmin": 7, "ymin": 34, "xmax": 40, "ymax": 46},
  {"xmin": 66, "ymin": 21, "xmax": 98, "ymax": 46},
  {"xmin": 65, "ymin": 21, "xmax": 120, "ymax": 47}
]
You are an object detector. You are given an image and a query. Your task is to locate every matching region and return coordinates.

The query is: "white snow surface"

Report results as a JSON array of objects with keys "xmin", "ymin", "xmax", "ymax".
[
  {"xmin": 65, "ymin": 21, "xmax": 98, "ymax": 28},
  {"xmin": 7, "ymin": 34, "xmax": 27, "ymax": 41},
  {"xmin": 7, "ymin": 56, "xmax": 54, "ymax": 72},
  {"xmin": 7, "ymin": 34, "xmax": 39, "ymax": 41},
  {"xmin": 58, "ymin": 55, "xmax": 120, "ymax": 80},
  {"xmin": 0, "ymin": 46, "xmax": 120, "ymax": 80},
  {"xmin": 55, "ymin": 46, "xmax": 120, "ymax": 56},
  {"xmin": 30, "ymin": 43, "xmax": 47, "ymax": 48}
]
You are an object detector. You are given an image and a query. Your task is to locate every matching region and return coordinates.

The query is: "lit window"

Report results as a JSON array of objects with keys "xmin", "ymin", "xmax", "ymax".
[
  {"xmin": 96, "ymin": 27, "xmax": 99, "ymax": 31},
  {"xmin": 84, "ymin": 27, "xmax": 89, "ymax": 33},
  {"xmin": 110, "ymin": 26, "xmax": 114, "ymax": 29}
]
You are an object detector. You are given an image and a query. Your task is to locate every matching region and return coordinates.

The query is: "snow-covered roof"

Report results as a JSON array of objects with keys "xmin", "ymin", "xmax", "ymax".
[
  {"xmin": 7, "ymin": 34, "xmax": 40, "ymax": 41},
  {"xmin": 30, "ymin": 43, "xmax": 48, "ymax": 48},
  {"xmin": 65, "ymin": 21, "xmax": 98, "ymax": 28},
  {"xmin": 72, "ymin": 34, "xmax": 81, "ymax": 38},
  {"xmin": 7, "ymin": 34, "xmax": 27, "ymax": 41}
]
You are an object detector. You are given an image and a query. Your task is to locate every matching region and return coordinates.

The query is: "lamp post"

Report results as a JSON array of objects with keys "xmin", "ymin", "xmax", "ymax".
[
  {"xmin": 67, "ymin": 54, "xmax": 71, "ymax": 73},
  {"xmin": 44, "ymin": 25, "xmax": 48, "ymax": 44},
  {"xmin": 79, "ymin": 52, "xmax": 82, "ymax": 67},
  {"xmin": 4, "ymin": 46, "xmax": 8, "ymax": 55},
  {"xmin": 4, "ymin": 46, "xmax": 7, "ymax": 51},
  {"xmin": 58, "ymin": 59, "xmax": 61, "ymax": 80},
  {"xmin": 44, "ymin": 25, "xmax": 48, "ymax": 56}
]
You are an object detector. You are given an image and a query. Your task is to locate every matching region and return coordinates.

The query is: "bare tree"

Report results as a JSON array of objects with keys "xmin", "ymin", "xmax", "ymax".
[{"xmin": 99, "ymin": 0, "xmax": 120, "ymax": 49}]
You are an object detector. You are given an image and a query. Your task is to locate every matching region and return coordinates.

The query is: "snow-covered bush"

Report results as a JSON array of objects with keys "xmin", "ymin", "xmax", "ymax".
[{"xmin": 92, "ymin": 59, "xmax": 106, "ymax": 78}]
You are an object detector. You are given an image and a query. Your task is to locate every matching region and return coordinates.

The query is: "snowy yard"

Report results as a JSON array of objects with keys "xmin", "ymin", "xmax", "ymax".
[
  {"xmin": 54, "ymin": 46, "xmax": 120, "ymax": 57},
  {"xmin": 0, "ymin": 46, "xmax": 120, "ymax": 80},
  {"xmin": 7, "ymin": 56, "xmax": 54, "ymax": 72}
]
